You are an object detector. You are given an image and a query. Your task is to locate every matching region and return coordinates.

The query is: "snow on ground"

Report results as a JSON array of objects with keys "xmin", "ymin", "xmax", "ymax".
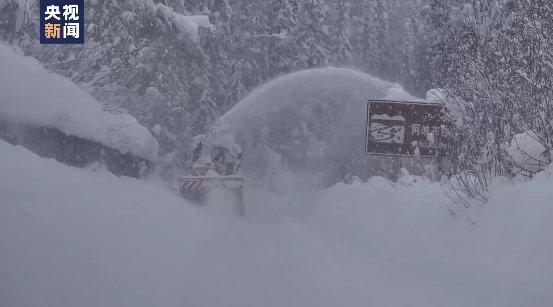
[
  {"xmin": 300, "ymin": 175, "xmax": 553, "ymax": 307},
  {"xmin": 0, "ymin": 43, "xmax": 158, "ymax": 161},
  {"xmin": 0, "ymin": 140, "xmax": 208, "ymax": 307},
  {"xmin": 1, "ymin": 139, "xmax": 552, "ymax": 307}
]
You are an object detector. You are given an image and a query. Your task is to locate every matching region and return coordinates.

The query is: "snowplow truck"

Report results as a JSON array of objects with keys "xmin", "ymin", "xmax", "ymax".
[{"xmin": 178, "ymin": 127, "xmax": 245, "ymax": 215}]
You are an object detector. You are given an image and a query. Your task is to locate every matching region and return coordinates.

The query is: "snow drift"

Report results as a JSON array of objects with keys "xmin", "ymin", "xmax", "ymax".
[
  {"xmin": 1, "ymin": 138, "xmax": 552, "ymax": 307},
  {"xmin": 222, "ymin": 67, "xmax": 419, "ymax": 190},
  {"xmin": 0, "ymin": 43, "xmax": 158, "ymax": 161},
  {"xmin": 0, "ymin": 140, "xmax": 208, "ymax": 307},
  {"xmin": 299, "ymin": 172, "xmax": 553, "ymax": 307}
]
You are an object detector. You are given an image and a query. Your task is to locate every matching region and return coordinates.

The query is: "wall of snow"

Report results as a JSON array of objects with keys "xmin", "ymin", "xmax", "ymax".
[
  {"xmin": 0, "ymin": 43, "xmax": 158, "ymax": 162},
  {"xmin": 0, "ymin": 140, "xmax": 209, "ymax": 307},
  {"xmin": 222, "ymin": 67, "xmax": 419, "ymax": 190}
]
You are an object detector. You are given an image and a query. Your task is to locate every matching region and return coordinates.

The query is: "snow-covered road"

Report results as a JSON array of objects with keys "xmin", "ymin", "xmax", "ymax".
[
  {"xmin": 1, "ymin": 140, "xmax": 553, "ymax": 307},
  {"xmin": 181, "ymin": 212, "xmax": 336, "ymax": 307}
]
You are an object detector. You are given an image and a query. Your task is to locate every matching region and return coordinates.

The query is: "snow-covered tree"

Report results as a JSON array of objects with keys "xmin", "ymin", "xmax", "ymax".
[
  {"xmin": 444, "ymin": 0, "xmax": 552, "ymax": 192},
  {"xmin": 329, "ymin": 0, "xmax": 352, "ymax": 66},
  {"xmin": 267, "ymin": 0, "xmax": 299, "ymax": 73},
  {"xmin": 295, "ymin": 0, "xmax": 330, "ymax": 68},
  {"xmin": 227, "ymin": 59, "xmax": 246, "ymax": 108}
]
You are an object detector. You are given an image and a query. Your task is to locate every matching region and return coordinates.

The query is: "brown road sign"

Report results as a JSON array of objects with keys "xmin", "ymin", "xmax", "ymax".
[{"xmin": 366, "ymin": 100, "xmax": 452, "ymax": 157}]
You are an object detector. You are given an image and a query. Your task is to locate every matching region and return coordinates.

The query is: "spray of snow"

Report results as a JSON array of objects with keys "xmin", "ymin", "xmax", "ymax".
[
  {"xmin": 222, "ymin": 67, "xmax": 419, "ymax": 191},
  {"xmin": 383, "ymin": 86, "xmax": 425, "ymax": 101}
]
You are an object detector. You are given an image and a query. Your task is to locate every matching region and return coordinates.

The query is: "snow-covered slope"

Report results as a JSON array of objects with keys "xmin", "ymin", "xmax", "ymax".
[
  {"xmin": 0, "ymin": 43, "xmax": 158, "ymax": 161},
  {"xmin": 222, "ymin": 68, "xmax": 419, "ymax": 190},
  {"xmin": 2, "ymin": 138, "xmax": 552, "ymax": 307}
]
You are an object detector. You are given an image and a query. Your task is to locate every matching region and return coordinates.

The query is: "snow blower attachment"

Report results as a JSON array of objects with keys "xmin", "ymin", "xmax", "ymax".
[{"xmin": 179, "ymin": 125, "xmax": 245, "ymax": 215}]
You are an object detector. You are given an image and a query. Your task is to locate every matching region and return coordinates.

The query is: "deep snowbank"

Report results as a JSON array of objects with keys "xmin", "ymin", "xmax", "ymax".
[
  {"xmin": 300, "ymin": 174, "xmax": 553, "ymax": 306},
  {"xmin": 0, "ymin": 43, "xmax": 158, "ymax": 161},
  {"xmin": 222, "ymin": 68, "xmax": 419, "ymax": 190},
  {"xmin": 1, "ymin": 139, "xmax": 552, "ymax": 307},
  {"xmin": 0, "ymin": 140, "xmax": 208, "ymax": 307}
]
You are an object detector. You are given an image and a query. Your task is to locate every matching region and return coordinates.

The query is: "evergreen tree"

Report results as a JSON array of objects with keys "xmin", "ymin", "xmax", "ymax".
[
  {"xmin": 424, "ymin": 0, "xmax": 453, "ymax": 86},
  {"xmin": 329, "ymin": 0, "xmax": 353, "ymax": 66},
  {"xmin": 268, "ymin": 0, "xmax": 299, "ymax": 73},
  {"xmin": 357, "ymin": 0, "xmax": 388, "ymax": 77},
  {"xmin": 360, "ymin": 0, "xmax": 377, "ymax": 73},
  {"xmin": 372, "ymin": 0, "xmax": 389, "ymax": 76},
  {"xmin": 227, "ymin": 59, "xmax": 246, "ymax": 108},
  {"xmin": 295, "ymin": 0, "xmax": 330, "ymax": 68},
  {"xmin": 271, "ymin": 0, "xmax": 297, "ymax": 35}
]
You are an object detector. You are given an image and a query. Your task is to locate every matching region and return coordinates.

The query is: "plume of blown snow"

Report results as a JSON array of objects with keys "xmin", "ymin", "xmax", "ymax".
[{"xmin": 222, "ymin": 67, "xmax": 419, "ymax": 191}]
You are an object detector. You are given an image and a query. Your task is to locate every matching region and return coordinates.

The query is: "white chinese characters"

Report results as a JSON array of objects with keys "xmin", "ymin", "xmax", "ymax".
[
  {"xmin": 43, "ymin": 3, "xmax": 81, "ymax": 41},
  {"xmin": 63, "ymin": 23, "xmax": 79, "ymax": 38},
  {"xmin": 63, "ymin": 5, "xmax": 79, "ymax": 20},
  {"xmin": 44, "ymin": 5, "xmax": 61, "ymax": 21}
]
